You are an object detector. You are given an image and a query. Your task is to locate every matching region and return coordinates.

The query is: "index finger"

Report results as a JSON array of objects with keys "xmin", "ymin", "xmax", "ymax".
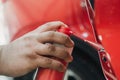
[{"xmin": 35, "ymin": 21, "xmax": 68, "ymax": 32}]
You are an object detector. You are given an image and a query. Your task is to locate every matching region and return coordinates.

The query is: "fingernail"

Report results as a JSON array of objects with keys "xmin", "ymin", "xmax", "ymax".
[
  {"xmin": 66, "ymin": 56, "xmax": 73, "ymax": 63},
  {"xmin": 67, "ymin": 40, "xmax": 74, "ymax": 48},
  {"xmin": 71, "ymin": 40, "xmax": 74, "ymax": 46}
]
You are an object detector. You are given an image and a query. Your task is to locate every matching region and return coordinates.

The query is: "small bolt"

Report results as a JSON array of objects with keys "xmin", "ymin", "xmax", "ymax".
[{"xmin": 102, "ymin": 56, "xmax": 107, "ymax": 62}]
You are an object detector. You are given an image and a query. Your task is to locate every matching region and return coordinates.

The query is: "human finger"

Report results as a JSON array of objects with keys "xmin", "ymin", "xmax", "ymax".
[
  {"xmin": 35, "ymin": 55, "xmax": 66, "ymax": 72},
  {"xmin": 37, "ymin": 31, "xmax": 74, "ymax": 48},
  {"xmin": 34, "ymin": 43, "xmax": 73, "ymax": 62},
  {"xmin": 35, "ymin": 21, "xmax": 68, "ymax": 32}
]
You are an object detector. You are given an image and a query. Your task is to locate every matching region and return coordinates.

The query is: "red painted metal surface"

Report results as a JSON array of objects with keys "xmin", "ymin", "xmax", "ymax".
[
  {"xmin": 94, "ymin": 0, "xmax": 120, "ymax": 79},
  {"xmin": 86, "ymin": 40, "xmax": 117, "ymax": 80}
]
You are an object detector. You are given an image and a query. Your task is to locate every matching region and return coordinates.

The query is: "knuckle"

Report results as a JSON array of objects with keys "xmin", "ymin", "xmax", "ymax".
[
  {"xmin": 23, "ymin": 36, "xmax": 32, "ymax": 41},
  {"xmin": 23, "ymin": 37, "xmax": 36, "ymax": 49},
  {"xmin": 46, "ymin": 44, "xmax": 56, "ymax": 52},
  {"xmin": 45, "ymin": 22, "xmax": 52, "ymax": 27},
  {"xmin": 24, "ymin": 40, "xmax": 33, "ymax": 48},
  {"xmin": 27, "ymin": 49, "xmax": 37, "ymax": 58},
  {"xmin": 56, "ymin": 21, "xmax": 61, "ymax": 23},
  {"xmin": 59, "ymin": 48, "xmax": 71, "ymax": 62},
  {"xmin": 56, "ymin": 21, "xmax": 63, "ymax": 24},
  {"xmin": 47, "ymin": 31, "xmax": 55, "ymax": 38},
  {"xmin": 56, "ymin": 63, "xmax": 63, "ymax": 70},
  {"xmin": 44, "ymin": 58, "xmax": 52, "ymax": 65},
  {"xmin": 62, "ymin": 35, "xmax": 69, "ymax": 43},
  {"xmin": 23, "ymin": 35, "xmax": 35, "ymax": 44}
]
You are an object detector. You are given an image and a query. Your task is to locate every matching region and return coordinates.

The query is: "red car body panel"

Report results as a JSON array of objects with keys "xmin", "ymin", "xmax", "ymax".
[
  {"xmin": 95, "ymin": 0, "xmax": 120, "ymax": 79},
  {"xmin": 3, "ymin": 0, "xmax": 96, "ymax": 42},
  {"xmin": 2, "ymin": 0, "xmax": 120, "ymax": 79}
]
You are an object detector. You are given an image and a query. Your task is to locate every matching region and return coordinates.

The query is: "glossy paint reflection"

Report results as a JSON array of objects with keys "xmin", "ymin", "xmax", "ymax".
[{"xmin": 95, "ymin": 0, "xmax": 120, "ymax": 79}]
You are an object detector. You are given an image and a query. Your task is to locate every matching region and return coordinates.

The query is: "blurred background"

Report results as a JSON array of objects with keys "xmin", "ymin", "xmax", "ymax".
[
  {"xmin": 0, "ymin": 2, "xmax": 13, "ymax": 80},
  {"xmin": 0, "ymin": 2, "xmax": 9, "ymax": 45}
]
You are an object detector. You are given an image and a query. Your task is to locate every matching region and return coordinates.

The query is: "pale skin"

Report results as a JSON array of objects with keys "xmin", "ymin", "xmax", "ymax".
[{"xmin": 0, "ymin": 21, "xmax": 74, "ymax": 77}]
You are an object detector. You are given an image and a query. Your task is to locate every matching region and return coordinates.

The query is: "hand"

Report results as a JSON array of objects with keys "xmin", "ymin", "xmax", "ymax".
[{"xmin": 0, "ymin": 21, "xmax": 74, "ymax": 77}]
